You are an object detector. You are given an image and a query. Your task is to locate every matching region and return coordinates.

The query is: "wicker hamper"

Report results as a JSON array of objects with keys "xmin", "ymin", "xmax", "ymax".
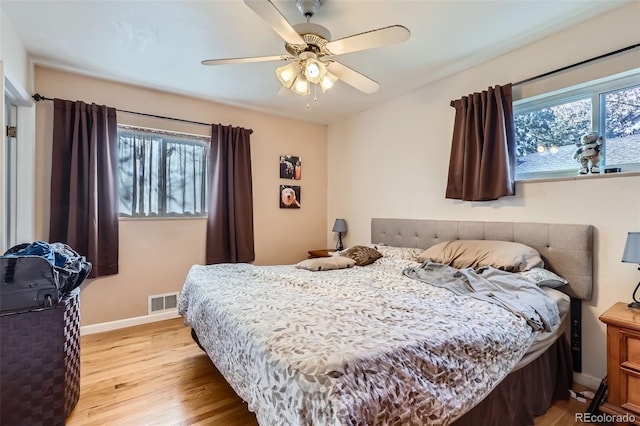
[{"xmin": 1, "ymin": 288, "xmax": 81, "ymax": 425}]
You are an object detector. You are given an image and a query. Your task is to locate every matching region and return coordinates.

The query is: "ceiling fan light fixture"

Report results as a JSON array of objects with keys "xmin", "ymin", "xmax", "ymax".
[
  {"xmin": 291, "ymin": 75, "xmax": 311, "ymax": 96},
  {"xmin": 306, "ymin": 60, "xmax": 320, "ymax": 78},
  {"xmin": 303, "ymin": 57, "xmax": 327, "ymax": 84},
  {"xmin": 275, "ymin": 62, "xmax": 301, "ymax": 88},
  {"xmin": 276, "ymin": 57, "xmax": 335, "ymax": 96},
  {"xmin": 320, "ymin": 71, "xmax": 337, "ymax": 92}
]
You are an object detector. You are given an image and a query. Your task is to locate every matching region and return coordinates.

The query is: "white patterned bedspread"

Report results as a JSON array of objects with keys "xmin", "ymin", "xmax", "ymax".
[{"xmin": 178, "ymin": 257, "xmax": 539, "ymax": 425}]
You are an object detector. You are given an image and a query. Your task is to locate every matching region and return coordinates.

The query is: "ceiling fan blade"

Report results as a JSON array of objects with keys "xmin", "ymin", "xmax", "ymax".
[
  {"xmin": 325, "ymin": 25, "xmax": 410, "ymax": 56},
  {"xmin": 201, "ymin": 55, "xmax": 294, "ymax": 66},
  {"xmin": 244, "ymin": 0, "xmax": 307, "ymax": 46},
  {"xmin": 326, "ymin": 61, "xmax": 380, "ymax": 94}
]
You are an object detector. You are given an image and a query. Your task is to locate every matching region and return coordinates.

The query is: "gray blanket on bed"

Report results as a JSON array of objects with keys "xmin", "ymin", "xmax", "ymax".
[{"xmin": 403, "ymin": 262, "xmax": 559, "ymax": 331}]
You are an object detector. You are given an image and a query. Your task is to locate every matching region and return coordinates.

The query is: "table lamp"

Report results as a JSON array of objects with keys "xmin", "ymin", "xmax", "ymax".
[
  {"xmin": 332, "ymin": 219, "xmax": 347, "ymax": 251},
  {"xmin": 622, "ymin": 231, "xmax": 640, "ymax": 309}
]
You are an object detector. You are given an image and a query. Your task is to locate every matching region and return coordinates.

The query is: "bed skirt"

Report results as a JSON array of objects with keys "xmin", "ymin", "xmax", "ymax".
[
  {"xmin": 452, "ymin": 334, "xmax": 573, "ymax": 426},
  {"xmin": 190, "ymin": 330, "xmax": 572, "ymax": 426}
]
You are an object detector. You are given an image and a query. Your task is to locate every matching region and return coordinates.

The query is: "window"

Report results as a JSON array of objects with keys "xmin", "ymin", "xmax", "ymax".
[
  {"xmin": 603, "ymin": 86, "xmax": 640, "ymax": 166},
  {"xmin": 514, "ymin": 73, "xmax": 640, "ymax": 180},
  {"xmin": 118, "ymin": 126, "xmax": 209, "ymax": 217}
]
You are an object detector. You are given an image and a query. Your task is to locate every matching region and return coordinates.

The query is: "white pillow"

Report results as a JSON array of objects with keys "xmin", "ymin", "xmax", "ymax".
[
  {"xmin": 296, "ymin": 256, "xmax": 356, "ymax": 271},
  {"xmin": 518, "ymin": 268, "xmax": 568, "ymax": 288},
  {"xmin": 374, "ymin": 245, "xmax": 423, "ymax": 262}
]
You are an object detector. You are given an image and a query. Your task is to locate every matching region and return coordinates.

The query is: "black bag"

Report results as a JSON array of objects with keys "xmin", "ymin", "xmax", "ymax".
[
  {"xmin": 0, "ymin": 256, "xmax": 60, "ymax": 312},
  {"xmin": 0, "ymin": 242, "xmax": 92, "ymax": 313}
]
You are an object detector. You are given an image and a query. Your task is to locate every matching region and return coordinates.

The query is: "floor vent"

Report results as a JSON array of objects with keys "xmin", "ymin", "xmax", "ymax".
[{"xmin": 148, "ymin": 292, "xmax": 179, "ymax": 315}]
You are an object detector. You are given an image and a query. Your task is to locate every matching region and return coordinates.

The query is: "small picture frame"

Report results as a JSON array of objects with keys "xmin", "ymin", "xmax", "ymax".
[
  {"xmin": 280, "ymin": 185, "xmax": 301, "ymax": 209},
  {"xmin": 279, "ymin": 154, "xmax": 301, "ymax": 180}
]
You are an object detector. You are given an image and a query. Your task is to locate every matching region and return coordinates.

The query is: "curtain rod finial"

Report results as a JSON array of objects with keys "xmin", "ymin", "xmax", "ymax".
[{"xmin": 32, "ymin": 93, "xmax": 45, "ymax": 102}]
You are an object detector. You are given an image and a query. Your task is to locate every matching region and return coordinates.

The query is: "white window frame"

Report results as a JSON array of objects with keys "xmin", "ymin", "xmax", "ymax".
[
  {"xmin": 117, "ymin": 125, "xmax": 210, "ymax": 219},
  {"xmin": 514, "ymin": 71, "xmax": 640, "ymax": 181}
]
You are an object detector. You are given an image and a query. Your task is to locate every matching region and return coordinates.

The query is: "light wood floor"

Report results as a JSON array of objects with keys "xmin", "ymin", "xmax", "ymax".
[{"xmin": 67, "ymin": 318, "xmax": 601, "ymax": 426}]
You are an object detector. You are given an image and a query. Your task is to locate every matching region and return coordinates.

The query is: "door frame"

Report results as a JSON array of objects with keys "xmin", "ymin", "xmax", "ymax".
[{"xmin": 2, "ymin": 64, "xmax": 34, "ymax": 252}]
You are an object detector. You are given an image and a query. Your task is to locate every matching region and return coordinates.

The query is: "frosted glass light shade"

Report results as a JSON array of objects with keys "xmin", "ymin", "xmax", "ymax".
[
  {"xmin": 306, "ymin": 61, "xmax": 320, "ymax": 78},
  {"xmin": 275, "ymin": 62, "xmax": 300, "ymax": 88},
  {"xmin": 320, "ymin": 72, "xmax": 337, "ymax": 92},
  {"xmin": 303, "ymin": 58, "xmax": 327, "ymax": 84},
  {"xmin": 291, "ymin": 75, "xmax": 310, "ymax": 96}
]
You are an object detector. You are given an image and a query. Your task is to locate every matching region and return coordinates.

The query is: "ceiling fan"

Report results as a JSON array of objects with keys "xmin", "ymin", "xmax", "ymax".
[{"xmin": 201, "ymin": 0, "xmax": 410, "ymax": 96}]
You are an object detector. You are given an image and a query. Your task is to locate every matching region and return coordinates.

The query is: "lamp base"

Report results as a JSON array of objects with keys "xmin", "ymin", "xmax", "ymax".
[
  {"xmin": 336, "ymin": 233, "xmax": 344, "ymax": 251},
  {"xmin": 631, "ymin": 280, "xmax": 640, "ymax": 310}
]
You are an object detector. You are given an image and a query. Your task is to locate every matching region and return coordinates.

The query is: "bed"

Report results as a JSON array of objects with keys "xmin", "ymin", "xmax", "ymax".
[{"xmin": 179, "ymin": 219, "xmax": 593, "ymax": 425}]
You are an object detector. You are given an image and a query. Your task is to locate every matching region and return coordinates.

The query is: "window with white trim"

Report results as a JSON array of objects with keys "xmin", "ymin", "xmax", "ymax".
[
  {"xmin": 514, "ymin": 73, "xmax": 640, "ymax": 180},
  {"xmin": 117, "ymin": 126, "xmax": 209, "ymax": 218}
]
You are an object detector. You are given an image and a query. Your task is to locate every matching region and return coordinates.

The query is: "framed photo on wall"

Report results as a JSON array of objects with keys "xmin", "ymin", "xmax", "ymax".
[
  {"xmin": 279, "ymin": 154, "xmax": 301, "ymax": 180},
  {"xmin": 280, "ymin": 185, "xmax": 301, "ymax": 209}
]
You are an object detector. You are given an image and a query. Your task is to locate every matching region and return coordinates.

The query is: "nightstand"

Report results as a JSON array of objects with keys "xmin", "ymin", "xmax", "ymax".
[
  {"xmin": 308, "ymin": 249, "xmax": 334, "ymax": 259},
  {"xmin": 599, "ymin": 302, "xmax": 640, "ymax": 425}
]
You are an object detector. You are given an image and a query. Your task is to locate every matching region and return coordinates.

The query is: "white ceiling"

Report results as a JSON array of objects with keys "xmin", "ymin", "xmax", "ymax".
[{"xmin": 1, "ymin": 0, "xmax": 630, "ymax": 124}]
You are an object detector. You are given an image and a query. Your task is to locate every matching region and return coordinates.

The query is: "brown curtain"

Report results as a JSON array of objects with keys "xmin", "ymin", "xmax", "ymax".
[
  {"xmin": 446, "ymin": 84, "xmax": 516, "ymax": 201},
  {"xmin": 206, "ymin": 124, "xmax": 254, "ymax": 264},
  {"xmin": 50, "ymin": 99, "xmax": 119, "ymax": 278}
]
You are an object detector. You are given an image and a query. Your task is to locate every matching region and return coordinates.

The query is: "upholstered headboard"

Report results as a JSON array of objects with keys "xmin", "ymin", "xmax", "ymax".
[{"xmin": 371, "ymin": 218, "xmax": 593, "ymax": 301}]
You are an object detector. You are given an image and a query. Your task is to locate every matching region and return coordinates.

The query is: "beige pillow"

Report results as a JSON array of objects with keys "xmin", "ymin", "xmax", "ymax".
[
  {"xmin": 340, "ymin": 245, "xmax": 383, "ymax": 266},
  {"xmin": 296, "ymin": 256, "xmax": 356, "ymax": 271},
  {"xmin": 416, "ymin": 240, "xmax": 544, "ymax": 272}
]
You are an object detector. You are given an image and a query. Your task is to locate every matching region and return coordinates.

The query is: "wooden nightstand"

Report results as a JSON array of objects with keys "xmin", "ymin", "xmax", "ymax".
[
  {"xmin": 307, "ymin": 249, "xmax": 334, "ymax": 259},
  {"xmin": 599, "ymin": 302, "xmax": 640, "ymax": 425}
]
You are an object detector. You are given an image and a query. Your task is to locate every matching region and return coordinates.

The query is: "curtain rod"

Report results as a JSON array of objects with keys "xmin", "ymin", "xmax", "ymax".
[
  {"xmin": 31, "ymin": 93, "xmax": 253, "ymax": 134},
  {"xmin": 513, "ymin": 43, "xmax": 640, "ymax": 87}
]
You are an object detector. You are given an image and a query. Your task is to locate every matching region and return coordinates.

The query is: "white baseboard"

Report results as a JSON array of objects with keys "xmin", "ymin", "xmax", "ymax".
[
  {"xmin": 80, "ymin": 310, "xmax": 181, "ymax": 335},
  {"xmin": 573, "ymin": 371, "xmax": 603, "ymax": 390}
]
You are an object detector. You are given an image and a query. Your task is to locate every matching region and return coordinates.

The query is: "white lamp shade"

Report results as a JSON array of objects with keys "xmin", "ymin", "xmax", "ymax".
[{"xmin": 622, "ymin": 232, "xmax": 640, "ymax": 263}]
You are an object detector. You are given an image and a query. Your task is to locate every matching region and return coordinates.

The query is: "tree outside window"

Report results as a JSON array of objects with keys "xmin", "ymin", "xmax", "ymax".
[{"xmin": 118, "ymin": 127, "xmax": 209, "ymax": 218}]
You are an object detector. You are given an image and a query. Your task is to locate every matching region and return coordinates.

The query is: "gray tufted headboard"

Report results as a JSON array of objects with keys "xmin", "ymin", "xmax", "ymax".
[{"xmin": 371, "ymin": 218, "xmax": 593, "ymax": 301}]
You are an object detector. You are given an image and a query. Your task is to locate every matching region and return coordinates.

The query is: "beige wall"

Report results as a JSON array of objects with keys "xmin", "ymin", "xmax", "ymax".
[
  {"xmin": 327, "ymin": 2, "xmax": 640, "ymax": 388},
  {"xmin": 34, "ymin": 67, "xmax": 327, "ymax": 325}
]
